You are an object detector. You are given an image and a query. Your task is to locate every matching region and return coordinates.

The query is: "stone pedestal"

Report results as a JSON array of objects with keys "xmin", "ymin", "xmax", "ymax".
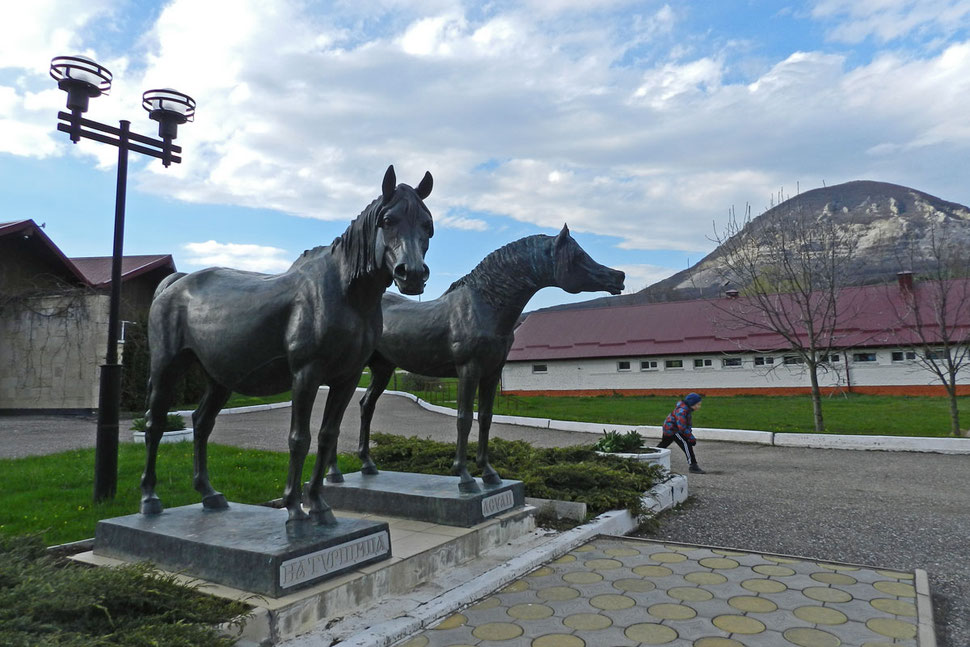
[
  {"xmin": 323, "ymin": 471, "xmax": 525, "ymax": 527},
  {"xmin": 94, "ymin": 503, "xmax": 390, "ymax": 597}
]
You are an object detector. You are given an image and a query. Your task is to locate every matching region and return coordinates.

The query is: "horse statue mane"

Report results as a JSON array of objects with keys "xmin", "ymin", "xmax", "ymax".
[
  {"xmin": 290, "ymin": 196, "xmax": 384, "ymax": 282},
  {"xmin": 444, "ymin": 234, "xmax": 552, "ymax": 307}
]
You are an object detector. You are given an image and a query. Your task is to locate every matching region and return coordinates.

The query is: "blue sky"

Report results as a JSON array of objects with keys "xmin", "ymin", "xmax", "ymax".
[{"xmin": 3, "ymin": 1, "xmax": 970, "ymax": 309}]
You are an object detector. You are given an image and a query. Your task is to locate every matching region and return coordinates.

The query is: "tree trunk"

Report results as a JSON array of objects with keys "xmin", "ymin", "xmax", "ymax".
[
  {"xmin": 947, "ymin": 380, "xmax": 961, "ymax": 436},
  {"xmin": 809, "ymin": 367, "xmax": 825, "ymax": 432}
]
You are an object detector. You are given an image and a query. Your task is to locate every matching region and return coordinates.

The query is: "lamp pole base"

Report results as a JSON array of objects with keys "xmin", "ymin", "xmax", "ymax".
[{"xmin": 94, "ymin": 362, "xmax": 123, "ymax": 502}]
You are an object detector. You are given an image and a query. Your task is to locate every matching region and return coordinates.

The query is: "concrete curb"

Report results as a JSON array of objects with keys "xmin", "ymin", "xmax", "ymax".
[
  {"xmin": 326, "ymin": 475, "xmax": 688, "ymax": 647},
  {"xmin": 915, "ymin": 568, "xmax": 938, "ymax": 647}
]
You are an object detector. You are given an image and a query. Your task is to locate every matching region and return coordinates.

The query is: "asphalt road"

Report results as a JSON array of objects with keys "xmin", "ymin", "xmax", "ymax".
[{"xmin": 1, "ymin": 392, "xmax": 966, "ymax": 646}]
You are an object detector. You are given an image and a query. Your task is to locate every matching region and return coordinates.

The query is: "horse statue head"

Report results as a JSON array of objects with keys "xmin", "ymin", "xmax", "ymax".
[
  {"xmin": 553, "ymin": 224, "xmax": 625, "ymax": 295},
  {"xmin": 375, "ymin": 165, "xmax": 434, "ymax": 295}
]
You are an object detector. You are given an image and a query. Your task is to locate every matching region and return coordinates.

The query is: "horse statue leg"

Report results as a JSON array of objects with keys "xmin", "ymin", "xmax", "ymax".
[
  {"xmin": 354, "ymin": 355, "xmax": 396, "ymax": 476},
  {"xmin": 192, "ymin": 379, "xmax": 232, "ymax": 509},
  {"xmin": 454, "ymin": 366, "xmax": 482, "ymax": 493},
  {"xmin": 282, "ymin": 372, "xmax": 319, "ymax": 523},
  {"xmin": 475, "ymin": 373, "xmax": 503, "ymax": 486},
  {"xmin": 309, "ymin": 380, "xmax": 358, "ymax": 524},
  {"xmin": 140, "ymin": 354, "xmax": 185, "ymax": 514}
]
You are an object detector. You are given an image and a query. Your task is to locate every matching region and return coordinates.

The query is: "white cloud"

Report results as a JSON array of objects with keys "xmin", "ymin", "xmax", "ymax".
[
  {"xmin": 182, "ymin": 240, "xmax": 292, "ymax": 273},
  {"xmin": 614, "ymin": 263, "xmax": 681, "ymax": 293},
  {"xmin": 812, "ymin": 0, "xmax": 970, "ymax": 44},
  {"xmin": 437, "ymin": 214, "xmax": 489, "ymax": 231}
]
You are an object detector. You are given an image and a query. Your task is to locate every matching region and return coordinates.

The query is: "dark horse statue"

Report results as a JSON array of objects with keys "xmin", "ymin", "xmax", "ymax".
[
  {"xmin": 328, "ymin": 225, "xmax": 624, "ymax": 492},
  {"xmin": 141, "ymin": 165, "xmax": 434, "ymax": 523}
]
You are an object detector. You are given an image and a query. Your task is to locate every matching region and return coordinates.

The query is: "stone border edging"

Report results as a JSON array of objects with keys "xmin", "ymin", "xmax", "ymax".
[
  {"xmin": 916, "ymin": 568, "xmax": 938, "ymax": 647},
  {"xmin": 329, "ymin": 474, "xmax": 688, "ymax": 647}
]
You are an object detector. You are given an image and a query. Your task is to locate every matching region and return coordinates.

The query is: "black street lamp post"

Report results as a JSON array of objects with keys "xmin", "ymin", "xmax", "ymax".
[{"xmin": 50, "ymin": 55, "xmax": 196, "ymax": 502}]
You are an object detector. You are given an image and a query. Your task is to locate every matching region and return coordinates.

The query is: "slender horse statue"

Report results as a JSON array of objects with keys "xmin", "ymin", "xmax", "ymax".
[
  {"xmin": 327, "ymin": 225, "xmax": 624, "ymax": 492},
  {"xmin": 141, "ymin": 165, "xmax": 434, "ymax": 523}
]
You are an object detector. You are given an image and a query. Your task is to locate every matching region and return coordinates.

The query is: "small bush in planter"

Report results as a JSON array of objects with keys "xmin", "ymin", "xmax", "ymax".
[
  {"xmin": 593, "ymin": 429, "xmax": 647, "ymax": 453},
  {"xmin": 130, "ymin": 413, "xmax": 187, "ymax": 432}
]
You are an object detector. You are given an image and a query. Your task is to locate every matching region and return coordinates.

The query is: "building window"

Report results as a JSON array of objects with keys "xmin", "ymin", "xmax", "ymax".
[
  {"xmin": 640, "ymin": 360, "xmax": 658, "ymax": 371},
  {"xmin": 754, "ymin": 356, "xmax": 774, "ymax": 366},
  {"xmin": 694, "ymin": 358, "xmax": 712, "ymax": 368},
  {"xmin": 925, "ymin": 350, "xmax": 943, "ymax": 360},
  {"xmin": 852, "ymin": 353, "xmax": 877, "ymax": 363},
  {"xmin": 892, "ymin": 351, "xmax": 917, "ymax": 362},
  {"xmin": 820, "ymin": 354, "xmax": 840, "ymax": 363},
  {"xmin": 722, "ymin": 357, "xmax": 742, "ymax": 368},
  {"xmin": 532, "ymin": 364, "xmax": 547, "ymax": 374},
  {"xmin": 617, "ymin": 360, "xmax": 631, "ymax": 372},
  {"xmin": 783, "ymin": 355, "xmax": 803, "ymax": 365},
  {"xmin": 665, "ymin": 359, "xmax": 684, "ymax": 369}
]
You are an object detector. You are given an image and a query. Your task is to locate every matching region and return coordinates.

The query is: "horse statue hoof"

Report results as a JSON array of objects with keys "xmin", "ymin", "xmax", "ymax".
[
  {"xmin": 311, "ymin": 509, "xmax": 337, "ymax": 525},
  {"xmin": 202, "ymin": 493, "xmax": 229, "ymax": 509},
  {"xmin": 140, "ymin": 497, "xmax": 163, "ymax": 515},
  {"xmin": 482, "ymin": 472, "xmax": 502, "ymax": 486},
  {"xmin": 458, "ymin": 479, "xmax": 482, "ymax": 494},
  {"xmin": 360, "ymin": 462, "xmax": 379, "ymax": 476},
  {"xmin": 326, "ymin": 472, "xmax": 345, "ymax": 483}
]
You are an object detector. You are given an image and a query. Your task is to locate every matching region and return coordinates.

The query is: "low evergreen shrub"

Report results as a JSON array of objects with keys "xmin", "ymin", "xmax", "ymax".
[
  {"xmin": 130, "ymin": 413, "xmax": 187, "ymax": 432},
  {"xmin": 368, "ymin": 433, "xmax": 663, "ymax": 519},
  {"xmin": 592, "ymin": 429, "xmax": 647, "ymax": 453}
]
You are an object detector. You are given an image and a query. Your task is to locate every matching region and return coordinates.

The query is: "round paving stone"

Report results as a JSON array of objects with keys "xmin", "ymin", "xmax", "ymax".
[
  {"xmin": 803, "ymin": 587, "xmax": 852, "ymax": 603},
  {"xmin": 648, "ymin": 603, "xmax": 697, "ymax": 620},
  {"xmin": 470, "ymin": 596, "xmax": 502, "ymax": 610},
  {"xmin": 712, "ymin": 549, "xmax": 747, "ymax": 556},
  {"xmin": 397, "ymin": 636, "xmax": 429, "ymax": 647},
  {"xmin": 533, "ymin": 635, "xmax": 585, "ymax": 647},
  {"xmin": 870, "ymin": 598, "xmax": 917, "ymax": 617},
  {"xmin": 502, "ymin": 580, "xmax": 530, "ymax": 592},
  {"xmin": 753, "ymin": 564, "xmax": 796, "ymax": 577},
  {"xmin": 528, "ymin": 566, "xmax": 555, "ymax": 577},
  {"xmin": 665, "ymin": 544, "xmax": 697, "ymax": 552},
  {"xmin": 763, "ymin": 555, "xmax": 800, "ymax": 564},
  {"xmin": 782, "ymin": 627, "xmax": 841, "ymax": 647},
  {"xmin": 634, "ymin": 565, "xmax": 674, "ymax": 577},
  {"xmin": 605, "ymin": 547, "xmax": 641, "ymax": 557},
  {"xmin": 668, "ymin": 586, "xmax": 714, "ymax": 602},
  {"xmin": 741, "ymin": 578, "xmax": 788, "ymax": 593},
  {"xmin": 810, "ymin": 572, "xmax": 857, "ymax": 586},
  {"xmin": 875, "ymin": 569, "xmax": 913, "ymax": 580},
  {"xmin": 872, "ymin": 580, "xmax": 916, "ymax": 597},
  {"xmin": 613, "ymin": 578, "xmax": 656, "ymax": 592},
  {"xmin": 860, "ymin": 643, "xmax": 897, "ymax": 647},
  {"xmin": 818, "ymin": 563, "xmax": 859, "ymax": 571},
  {"xmin": 652, "ymin": 552, "xmax": 688, "ymax": 563},
  {"xmin": 694, "ymin": 639, "xmax": 746, "ymax": 647},
  {"xmin": 472, "ymin": 622, "xmax": 524, "ymax": 641},
  {"xmin": 699, "ymin": 557, "xmax": 740, "ymax": 569},
  {"xmin": 553, "ymin": 554, "xmax": 577, "ymax": 563},
  {"xmin": 563, "ymin": 571, "xmax": 603, "ymax": 584},
  {"xmin": 728, "ymin": 596, "xmax": 778, "ymax": 613},
  {"xmin": 508, "ymin": 603, "xmax": 554, "ymax": 620},
  {"xmin": 432, "ymin": 613, "xmax": 467, "ymax": 629},
  {"xmin": 712, "ymin": 615, "xmax": 766, "ymax": 634},
  {"xmin": 590, "ymin": 594, "xmax": 635, "ymax": 610},
  {"xmin": 584, "ymin": 558, "xmax": 623, "ymax": 570},
  {"xmin": 563, "ymin": 613, "xmax": 613, "ymax": 630},
  {"xmin": 625, "ymin": 623, "xmax": 679, "ymax": 644},
  {"xmin": 538, "ymin": 586, "xmax": 581, "ymax": 601},
  {"xmin": 866, "ymin": 617, "xmax": 918, "ymax": 639},
  {"xmin": 793, "ymin": 606, "xmax": 848, "ymax": 625},
  {"xmin": 685, "ymin": 571, "xmax": 728, "ymax": 585},
  {"xmin": 573, "ymin": 544, "xmax": 595, "ymax": 552}
]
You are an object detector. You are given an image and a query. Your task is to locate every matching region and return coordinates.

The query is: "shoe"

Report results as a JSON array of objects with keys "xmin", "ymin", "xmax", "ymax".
[{"xmin": 689, "ymin": 465, "xmax": 706, "ymax": 474}]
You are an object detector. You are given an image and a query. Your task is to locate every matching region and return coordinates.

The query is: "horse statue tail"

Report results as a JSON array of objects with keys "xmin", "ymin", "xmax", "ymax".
[{"xmin": 153, "ymin": 272, "xmax": 187, "ymax": 300}]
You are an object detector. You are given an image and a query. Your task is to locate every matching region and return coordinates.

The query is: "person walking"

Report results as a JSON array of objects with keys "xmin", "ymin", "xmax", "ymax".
[{"xmin": 659, "ymin": 392, "xmax": 705, "ymax": 474}]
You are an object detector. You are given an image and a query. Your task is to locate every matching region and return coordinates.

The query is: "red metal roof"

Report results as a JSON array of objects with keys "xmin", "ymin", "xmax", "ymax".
[
  {"xmin": 0, "ymin": 219, "xmax": 90, "ymax": 286},
  {"xmin": 70, "ymin": 255, "xmax": 176, "ymax": 287},
  {"xmin": 508, "ymin": 280, "xmax": 970, "ymax": 361}
]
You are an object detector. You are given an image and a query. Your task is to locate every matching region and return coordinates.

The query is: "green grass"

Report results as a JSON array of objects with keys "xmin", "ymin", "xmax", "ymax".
[{"xmin": 0, "ymin": 444, "xmax": 362, "ymax": 546}]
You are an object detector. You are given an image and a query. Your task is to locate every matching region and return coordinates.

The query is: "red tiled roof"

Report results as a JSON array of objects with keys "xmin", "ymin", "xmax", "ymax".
[
  {"xmin": 507, "ymin": 280, "xmax": 970, "ymax": 361},
  {"xmin": 70, "ymin": 255, "xmax": 176, "ymax": 287}
]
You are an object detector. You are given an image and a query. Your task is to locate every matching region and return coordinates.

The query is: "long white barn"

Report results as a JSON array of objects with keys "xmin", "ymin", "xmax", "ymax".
[{"xmin": 502, "ymin": 276, "xmax": 970, "ymax": 397}]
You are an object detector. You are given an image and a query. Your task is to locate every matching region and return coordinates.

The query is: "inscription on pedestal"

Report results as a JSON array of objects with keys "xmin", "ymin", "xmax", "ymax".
[
  {"xmin": 280, "ymin": 530, "xmax": 390, "ymax": 589},
  {"xmin": 482, "ymin": 489, "xmax": 515, "ymax": 517}
]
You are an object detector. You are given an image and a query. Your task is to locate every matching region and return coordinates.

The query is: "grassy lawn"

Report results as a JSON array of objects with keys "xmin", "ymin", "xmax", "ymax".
[{"xmin": 0, "ymin": 443, "xmax": 361, "ymax": 546}]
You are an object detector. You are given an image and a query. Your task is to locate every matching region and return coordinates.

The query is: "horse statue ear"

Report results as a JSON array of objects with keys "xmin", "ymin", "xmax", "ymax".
[
  {"xmin": 555, "ymin": 223, "xmax": 570, "ymax": 248},
  {"xmin": 416, "ymin": 171, "xmax": 433, "ymax": 200},
  {"xmin": 382, "ymin": 165, "xmax": 397, "ymax": 205}
]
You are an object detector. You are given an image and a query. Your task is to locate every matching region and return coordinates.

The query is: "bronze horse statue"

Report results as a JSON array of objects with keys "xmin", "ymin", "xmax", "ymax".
[
  {"xmin": 141, "ymin": 165, "xmax": 434, "ymax": 523},
  {"xmin": 328, "ymin": 225, "xmax": 624, "ymax": 492}
]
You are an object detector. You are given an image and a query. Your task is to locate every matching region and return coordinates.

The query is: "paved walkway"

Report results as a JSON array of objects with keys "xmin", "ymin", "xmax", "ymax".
[{"xmin": 396, "ymin": 536, "xmax": 923, "ymax": 647}]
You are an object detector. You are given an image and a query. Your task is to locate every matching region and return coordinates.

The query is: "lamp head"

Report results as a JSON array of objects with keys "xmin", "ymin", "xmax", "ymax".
[
  {"xmin": 142, "ymin": 88, "xmax": 195, "ymax": 140},
  {"xmin": 50, "ymin": 55, "xmax": 112, "ymax": 114}
]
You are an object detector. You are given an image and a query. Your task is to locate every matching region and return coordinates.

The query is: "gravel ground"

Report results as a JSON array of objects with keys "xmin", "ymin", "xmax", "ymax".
[{"xmin": 2, "ymin": 393, "xmax": 966, "ymax": 646}]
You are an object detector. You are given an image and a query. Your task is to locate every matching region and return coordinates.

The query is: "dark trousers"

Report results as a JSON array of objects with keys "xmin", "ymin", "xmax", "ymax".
[{"xmin": 658, "ymin": 433, "xmax": 697, "ymax": 466}]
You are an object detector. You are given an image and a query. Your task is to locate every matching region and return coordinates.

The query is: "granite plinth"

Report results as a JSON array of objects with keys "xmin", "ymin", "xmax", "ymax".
[
  {"xmin": 94, "ymin": 503, "xmax": 390, "ymax": 597},
  {"xmin": 322, "ymin": 471, "xmax": 525, "ymax": 527}
]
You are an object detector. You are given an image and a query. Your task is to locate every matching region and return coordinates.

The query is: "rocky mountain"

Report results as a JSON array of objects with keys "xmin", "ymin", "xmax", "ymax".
[{"xmin": 541, "ymin": 180, "xmax": 970, "ymax": 313}]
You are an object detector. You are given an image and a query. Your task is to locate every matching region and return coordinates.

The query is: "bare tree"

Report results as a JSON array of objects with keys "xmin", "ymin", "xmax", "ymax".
[
  {"xmin": 887, "ymin": 221, "xmax": 970, "ymax": 436},
  {"xmin": 706, "ymin": 202, "xmax": 863, "ymax": 431}
]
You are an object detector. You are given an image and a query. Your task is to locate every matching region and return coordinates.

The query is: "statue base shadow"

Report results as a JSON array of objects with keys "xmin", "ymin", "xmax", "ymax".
[
  {"xmin": 322, "ymin": 471, "xmax": 525, "ymax": 527},
  {"xmin": 93, "ymin": 503, "xmax": 390, "ymax": 598}
]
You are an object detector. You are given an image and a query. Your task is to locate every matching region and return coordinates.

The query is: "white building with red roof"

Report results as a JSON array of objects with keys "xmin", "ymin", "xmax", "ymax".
[{"xmin": 502, "ymin": 275, "xmax": 970, "ymax": 397}]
